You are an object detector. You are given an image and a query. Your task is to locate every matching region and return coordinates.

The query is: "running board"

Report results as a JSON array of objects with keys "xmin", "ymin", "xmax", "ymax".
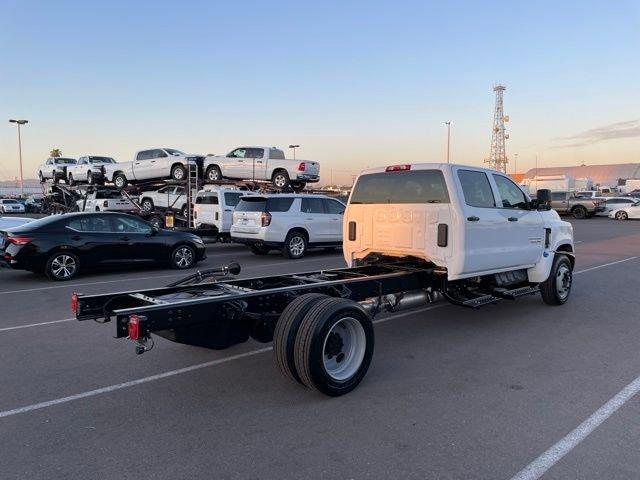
[
  {"xmin": 462, "ymin": 295, "xmax": 501, "ymax": 308},
  {"xmin": 493, "ymin": 286, "xmax": 539, "ymax": 300}
]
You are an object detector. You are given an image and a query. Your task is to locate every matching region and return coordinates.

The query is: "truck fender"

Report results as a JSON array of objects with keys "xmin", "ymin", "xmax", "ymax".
[{"xmin": 527, "ymin": 240, "xmax": 575, "ymax": 283}]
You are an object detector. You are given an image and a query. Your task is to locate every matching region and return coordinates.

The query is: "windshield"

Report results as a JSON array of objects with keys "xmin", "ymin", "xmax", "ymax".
[
  {"xmin": 195, "ymin": 192, "xmax": 218, "ymax": 205},
  {"xmin": 88, "ymin": 157, "xmax": 115, "ymax": 164},
  {"xmin": 55, "ymin": 158, "xmax": 76, "ymax": 165},
  {"xmin": 350, "ymin": 170, "xmax": 450, "ymax": 204},
  {"xmin": 235, "ymin": 197, "xmax": 266, "ymax": 212},
  {"xmin": 164, "ymin": 149, "xmax": 185, "ymax": 156}
]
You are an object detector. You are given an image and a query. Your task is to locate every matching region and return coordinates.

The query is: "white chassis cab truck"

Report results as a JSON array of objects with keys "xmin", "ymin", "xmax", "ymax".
[
  {"xmin": 102, "ymin": 148, "xmax": 195, "ymax": 188},
  {"xmin": 74, "ymin": 163, "xmax": 574, "ymax": 397},
  {"xmin": 202, "ymin": 146, "xmax": 320, "ymax": 191}
]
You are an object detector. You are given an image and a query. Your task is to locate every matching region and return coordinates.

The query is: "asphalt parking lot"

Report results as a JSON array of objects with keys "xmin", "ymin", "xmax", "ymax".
[{"xmin": 1, "ymin": 218, "xmax": 639, "ymax": 480}]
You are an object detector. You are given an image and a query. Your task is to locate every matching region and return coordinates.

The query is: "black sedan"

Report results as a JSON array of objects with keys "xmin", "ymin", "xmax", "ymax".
[{"xmin": 0, "ymin": 212, "xmax": 206, "ymax": 280}]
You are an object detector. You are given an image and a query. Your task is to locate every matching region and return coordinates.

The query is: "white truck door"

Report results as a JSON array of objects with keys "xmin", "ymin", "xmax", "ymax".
[
  {"xmin": 244, "ymin": 148, "xmax": 266, "ymax": 180},
  {"xmin": 223, "ymin": 148, "xmax": 248, "ymax": 179},
  {"xmin": 133, "ymin": 150, "xmax": 156, "ymax": 180},
  {"xmin": 490, "ymin": 174, "xmax": 544, "ymax": 266},
  {"xmin": 455, "ymin": 168, "xmax": 518, "ymax": 274}
]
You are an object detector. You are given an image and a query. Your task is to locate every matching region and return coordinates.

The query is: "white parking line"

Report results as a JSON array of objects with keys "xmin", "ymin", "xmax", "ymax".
[
  {"xmin": 0, "ymin": 318, "xmax": 74, "ymax": 332},
  {"xmin": 510, "ymin": 375, "xmax": 640, "ymax": 480},
  {"xmin": 575, "ymin": 256, "xmax": 638, "ymax": 274},
  {"xmin": 0, "ymin": 304, "xmax": 443, "ymax": 419},
  {"xmin": 0, "ymin": 257, "xmax": 340, "ymax": 296}
]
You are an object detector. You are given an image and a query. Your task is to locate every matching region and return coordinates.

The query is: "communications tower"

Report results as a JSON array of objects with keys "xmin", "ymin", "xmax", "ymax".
[{"xmin": 484, "ymin": 85, "xmax": 509, "ymax": 173}]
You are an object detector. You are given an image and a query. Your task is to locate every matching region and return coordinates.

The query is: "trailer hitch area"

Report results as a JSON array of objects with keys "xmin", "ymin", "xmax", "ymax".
[{"xmin": 134, "ymin": 335, "xmax": 154, "ymax": 355}]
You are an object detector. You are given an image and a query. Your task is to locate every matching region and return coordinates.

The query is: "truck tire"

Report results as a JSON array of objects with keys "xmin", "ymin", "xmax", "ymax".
[
  {"xmin": 250, "ymin": 244, "xmax": 271, "ymax": 255},
  {"xmin": 572, "ymin": 205, "xmax": 587, "ymax": 219},
  {"xmin": 141, "ymin": 198, "xmax": 154, "ymax": 211},
  {"xmin": 615, "ymin": 211, "xmax": 628, "ymax": 220},
  {"xmin": 171, "ymin": 244, "xmax": 195, "ymax": 269},
  {"xmin": 293, "ymin": 297, "xmax": 375, "ymax": 396},
  {"xmin": 272, "ymin": 170, "xmax": 290, "ymax": 190},
  {"xmin": 274, "ymin": 293, "xmax": 329, "ymax": 384},
  {"xmin": 206, "ymin": 165, "xmax": 222, "ymax": 182},
  {"xmin": 114, "ymin": 173, "xmax": 128, "ymax": 189},
  {"xmin": 540, "ymin": 254, "xmax": 573, "ymax": 305},
  {"xmin": 283, "ymin": 231, "xmax": 307, "ymax": 259},
  {"xmin": 171, "ymin": 164, "xmax": 187, "ymax": 181},
  {"xmin": 45, "ymin": 252, "xmax": 80, "ymax": 281}
]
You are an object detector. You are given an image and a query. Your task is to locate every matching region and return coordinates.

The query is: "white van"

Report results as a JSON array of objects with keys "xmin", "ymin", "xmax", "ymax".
[{"xmin": 193, "ymin": 186, "xmax": 251, "ymax": 237}]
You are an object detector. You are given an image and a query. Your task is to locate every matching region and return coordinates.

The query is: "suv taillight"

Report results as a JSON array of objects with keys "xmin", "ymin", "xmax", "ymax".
[
  {"xmin": 298, "ymin": 162, "xmax": 306, "ymax": 171},
  {"xmin": 261, "ymin": 212, "xmax": 272, "ymax": 227},
  {"xmin": 385, "ymin": 164, "xmax": 411, "ymax": 172}
]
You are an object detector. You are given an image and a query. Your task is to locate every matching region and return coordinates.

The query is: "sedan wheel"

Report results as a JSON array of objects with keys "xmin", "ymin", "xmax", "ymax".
[
  {"xmin": 46, "ymin": 253, "xmax": 80, "ymax": 281},
  {"xmin": 615, "ymin": 211, "xmax": 628, "ymax": 220},
  {"xmin": 171, "ymin": 245, "xmax": 195, "ymax": 269}
]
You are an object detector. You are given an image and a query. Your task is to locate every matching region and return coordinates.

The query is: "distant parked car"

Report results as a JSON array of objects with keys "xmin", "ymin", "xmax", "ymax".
[
  {"xmin": 67, "ymin": 156, "xmax": 116, "ymax": 185},
  {"xmin": 0, "ymin": 198, "xmax": 26, "ymax": 214},
  {"xmin": 139, "ymin": 186, "xmax": 188, "ymax": 216},
  {"xmin": 231, "ymin": 194, "xmax": 344, "ymax": 258},
  {"xmin": 0, "ymin": 216, "xmax": 33, "ymax": 230},
  {"xmin": 0, "ymin": 212, "xmax": 206, "ymax": 280},
  {"xmin": 550, "ymin": 191, "xmax": 604, "ymax": 219},
  {"xmin": 37, "ymin": 157, "xmax": 77, "ymax": 183},
  {"xmin": 597, "ymin": 197, "xmax": 639, "ymax": 217},
  {"xmin": 608, "ymin": 200, "xmax": 640, "ymax": 220}
]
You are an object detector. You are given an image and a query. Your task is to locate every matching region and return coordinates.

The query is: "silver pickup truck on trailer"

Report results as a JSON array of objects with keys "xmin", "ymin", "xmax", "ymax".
[{"xmin": 73, "ymin": 163, "xmax": 574, "ymax": 397}]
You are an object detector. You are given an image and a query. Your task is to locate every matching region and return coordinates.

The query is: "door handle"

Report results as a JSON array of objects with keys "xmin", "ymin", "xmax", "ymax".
[
  {"xmin": 467, "ymin": 216, "xmax": 480, "ymax": 222},
  {"xmin": 508, "ymin": 217, "xmax": 518, "ymax": 222},
  {"xmin": 71, "ymin": 235, "xmax": 82, "ymax": 241}
]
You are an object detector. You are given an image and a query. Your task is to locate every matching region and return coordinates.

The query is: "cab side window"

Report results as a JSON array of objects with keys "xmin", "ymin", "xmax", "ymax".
[
  {"xmin": 67, "ymin": 216, "xmax": 110, "ymax": 232},
  {"xmin": 245, "ymin": 148, "xmax": 264, "ymax": 158},
  {"xmin": 137, "ymin": 150, "xmax": 153, "ymax": 161},
  {"xmin": 228, "ymin": 148, "xmax": 246, "ymax": 158},
  {"xmin": 492, "ymin": 175, "xmax": 529, "ymax": 209},
  {"xmin": 457, "ymin": 170, "xmax": 495, "ymax": 208},
  {"xmin": 551, "ymin": 192, "xmax": 566, "ymax": 201}
]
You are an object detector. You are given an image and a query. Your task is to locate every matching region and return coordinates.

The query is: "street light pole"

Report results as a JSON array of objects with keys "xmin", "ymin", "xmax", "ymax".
[
  {"xmin": 288, "ymin": 144, "xmax": 300, "ymax": 161},
  {"xmin": 9, "ymin": 119, "xmax": 28, "ymax": 197},
  {"xmin": 443, "ymin": 122, "xmax": 452, "ymax": 163}
]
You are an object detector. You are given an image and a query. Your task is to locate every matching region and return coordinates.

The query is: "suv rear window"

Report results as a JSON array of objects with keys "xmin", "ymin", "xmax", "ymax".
[
  {"xmin": 350, "ymin": 170, "xmax": 449, "ymax": 204},
  {"xmin": 196, "ymin": 193, "xmax": 218, "ymax": 204},
  {"xmin": 235, "ymin": 197, "xmax": 294, "ymax": 212}
]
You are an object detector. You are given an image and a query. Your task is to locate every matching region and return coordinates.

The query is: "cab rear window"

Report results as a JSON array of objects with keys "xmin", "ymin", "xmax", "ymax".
[{"xmin": 350, "ymin": 170, "xmax": 449, "ymax": 204}]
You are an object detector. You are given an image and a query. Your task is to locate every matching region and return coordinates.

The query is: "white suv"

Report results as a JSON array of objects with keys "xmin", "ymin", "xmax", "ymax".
[
  {"xmin": 231, "ymin": 194, "xmax": 345, "ymax": 258},
  {"xmin": 139, "ymin": 186, "xmax": 188, "ymax": 215}
]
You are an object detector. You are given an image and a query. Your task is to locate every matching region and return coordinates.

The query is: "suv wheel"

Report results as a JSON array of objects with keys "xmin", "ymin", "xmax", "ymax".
[
  {"xmin": 206, "ymin": 165, "xmax": 222, "ymax": 182},
  {"xmin": 171, "ymin": 164, "xmax": 186, "ymax": 181},
  {"xmin": 272, "ymin": 170, "xmax": 290, "ymax": 190},
  {"xmin": 45, "ymin": 252, "xmax": 80, "ymax": 281},
  {"xmin": 572, "ymin": 205, "xmax": 587, "ymax": 219},
  {"xmin": 171, "ymin": 245, "xmax": 195, "ymax": 269},
  {"xmin": 141, "ymin": 198, "xmax": 154, "ymax": 211},
  {"xmin": 283, "ymin": 231, "xmax": 307, "ymax": 259}
]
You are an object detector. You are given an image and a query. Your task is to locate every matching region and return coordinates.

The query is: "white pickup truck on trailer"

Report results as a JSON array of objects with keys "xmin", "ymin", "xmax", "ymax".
[
  {"xmin": 75, "ymin": 162, "xmax": 574, "ymax": 397},
  {"xmin": 203, "ymin": 146, "xmax": 320, "ymax": 190},
  {"xmin": 102, "ymin": 148, "xmax": 196, "ymax": 188}
]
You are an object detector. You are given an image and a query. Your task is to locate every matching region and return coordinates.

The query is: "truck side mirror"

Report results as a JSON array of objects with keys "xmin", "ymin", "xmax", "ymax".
[{"xmin": 536, "ymin": 189, "xmax": 552, "ymax": 211}]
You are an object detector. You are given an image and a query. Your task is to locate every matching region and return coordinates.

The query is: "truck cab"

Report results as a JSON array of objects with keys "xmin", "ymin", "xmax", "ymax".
[
  {"xmin": 193, "ymin": 186, "xmax": 251, "ymax": 235},
  {"xmin": 344, "ymin": 163, "xmax": 574, "ymax": 283}
]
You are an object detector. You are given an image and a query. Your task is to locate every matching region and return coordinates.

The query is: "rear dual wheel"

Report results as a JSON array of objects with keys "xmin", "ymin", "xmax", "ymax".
[{"xmin": 273, "ymin": 295, "xmax": 375, "ymax": 396}]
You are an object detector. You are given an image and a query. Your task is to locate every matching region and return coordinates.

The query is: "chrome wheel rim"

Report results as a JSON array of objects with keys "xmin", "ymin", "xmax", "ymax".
[
  {"xmin": 555, "ymin": 264, "xmax": 572, "ymax": 300},
  {"xmin": 173, "ymin": 168, "xmax": 184, "ymax": 180},
  {"xmin": 288, "ymin": 236, "xmax": 305, "ymax": 256},
  {"xmin": 142, "ymin": 200, "xmax": 153, "ymax": 211},
  {"xmin": 616, "ymin": 211, "xmax": 627, "ymax": 220},
  {"xmin": 175, "ymin": 247, "xmax": 193, "ymax": 268},
  {"xmin": 274, "ymin": 174, "xmax": 287, "ymax": 188},
  {"xmin": 208, "ymin": 169, "xmax": 220, "ymax": 181},
  {"xmin": 322, "ymin": 317, "xmax": 366, "ymax": 381},
  {"xmin": 51, "ymin": 255, "xmax": 77, "ymax": 278}
]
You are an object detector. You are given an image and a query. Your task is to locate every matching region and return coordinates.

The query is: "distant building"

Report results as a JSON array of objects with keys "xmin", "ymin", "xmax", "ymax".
[{"xmin": 523, "ymin": 163, "xmax": 640, "ymax": 188}]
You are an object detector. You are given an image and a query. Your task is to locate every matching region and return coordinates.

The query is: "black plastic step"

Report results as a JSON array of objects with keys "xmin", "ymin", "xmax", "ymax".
[
  {"xmin": 462, "ymin": 295, "xmax": 501, "ymax": 308},
  {"xmin": 494, "ymin": 286, "xmax": 539, "ymax": 300}
]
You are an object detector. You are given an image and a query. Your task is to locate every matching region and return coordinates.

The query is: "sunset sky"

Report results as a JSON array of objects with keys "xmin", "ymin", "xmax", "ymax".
[{"xmin": 1, "ymin": 0, "xmax": 638, "ymax": 184}]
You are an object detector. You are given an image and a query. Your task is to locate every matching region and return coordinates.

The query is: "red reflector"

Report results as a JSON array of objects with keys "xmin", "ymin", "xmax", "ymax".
[
  {"xmin": 261, "ymin": 211, "xmax": 272, "ymax": 227},
  {"xmin": 71, "ymin": 293, "xmax": 79, "ymax": 315},
  {"xmin": 128, "ymin": 315, "xmax": 140, "ymax": 340},
  {"xmin": 298, "ymin": 162, "xmax": 306, "ymax": 171},
  {"xmin": 7, "ymin": 236, "xmax": 33, "ymax": 245},
  {"xmin": 385, "ymin": 164, "xmax": 411, "ymax": 172}
]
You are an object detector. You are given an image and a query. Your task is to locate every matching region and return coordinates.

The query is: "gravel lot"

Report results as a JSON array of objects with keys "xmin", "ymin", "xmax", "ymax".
[{"xmin": 1, "ymin": 218, "xmax": 639, "ymax": 480}]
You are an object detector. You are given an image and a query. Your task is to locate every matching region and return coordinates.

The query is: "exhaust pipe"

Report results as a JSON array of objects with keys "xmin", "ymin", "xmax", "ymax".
[{"xmin": 359, "ymin": 289, "xmax": 438, "ymax": 316}]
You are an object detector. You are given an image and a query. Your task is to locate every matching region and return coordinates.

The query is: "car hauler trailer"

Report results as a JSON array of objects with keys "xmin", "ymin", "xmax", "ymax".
[{"xmin": 73, "ymin": 163, "xmax": 575, "ymax": 396}]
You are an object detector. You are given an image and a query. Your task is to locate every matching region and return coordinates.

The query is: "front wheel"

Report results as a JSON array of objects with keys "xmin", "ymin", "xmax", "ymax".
[
  {"xmin": 293, "ymin": 297, "xmax": 375, "ymax": 396},
  {"xmin": 206, "ymin": 165, "xmax": 222, "ymax": 182},
  {"xmin": 283, "ymin": 231, "xmax": 307, "ymax": 259},
  {"xmin": 171, "ymin": 164, "xmax": 187, "ymax": 181},
  {"xmin": 272, "ymin": 170, "xmax": 290, "ymax": 190},
  {"xmin": 141, "ymin": 198, "xmax": 154, "ymax": 211},
  {"xmin": 540, "ymin": 254, "xmax": 573, "ymax": 305},
  {"xmin": 45, "ymin": 252, "xmax": 80, "ymax": 281},
  {"xmin": 113, "ymin": 174, "xmax": 128, "ymax": 189},
  {"xmin": 171, "ymin": 244, "xmax": 195, "ymax": 269},
  {"xmin": 615, "ymin": 211, "xmax": 628, "ymax": 220}
]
